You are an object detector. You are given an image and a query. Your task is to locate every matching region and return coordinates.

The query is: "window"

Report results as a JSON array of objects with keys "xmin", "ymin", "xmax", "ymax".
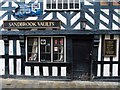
[
  {"xmin": 53, "ymin": 37, "xmax": 64, "ymax": 62},
  {"xmin": 63, "ymin": 0, "xmax": 68, "ymax": 9},
  {"xmin": 58, "ymin": 0, "xmax": 62, "ymax": 9},
  {"xmin": 40, "ymin": 37, "xmax": 51, "ymax": 62},
  {"xmin": 26, "ymin": 37, "xmax": 66, "ymax": 62},
  {"xmin": 27, "ymin": 37, "xmax": 38, "ymax": 61},
  {"xmin": 44, "ymin": 0, "xmax": 80, "ymax": 10},
  {"xmin": 46, "ymin": 0, "xmax": 51, "ymax": 9}
]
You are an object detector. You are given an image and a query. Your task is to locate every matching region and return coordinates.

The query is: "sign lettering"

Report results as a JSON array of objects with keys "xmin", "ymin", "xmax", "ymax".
[{"xmin": 3, "ymin": 20, "xmax": 61, "ymax": 29}]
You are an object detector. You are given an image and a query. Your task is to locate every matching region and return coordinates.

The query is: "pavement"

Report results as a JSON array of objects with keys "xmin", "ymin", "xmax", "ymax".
[{"xmin": 0, "ymin": 78, "xmax": 120, "ymax": 89}]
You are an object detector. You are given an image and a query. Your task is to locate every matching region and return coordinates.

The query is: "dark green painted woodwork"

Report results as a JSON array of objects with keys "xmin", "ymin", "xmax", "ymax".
[
  {"xmin": 3, "ymin": 36, "xmax": 9, "ymax": 75},
  {"xmin": 19, "ymin": 36, "xmax": 25, "ymax": 75}
]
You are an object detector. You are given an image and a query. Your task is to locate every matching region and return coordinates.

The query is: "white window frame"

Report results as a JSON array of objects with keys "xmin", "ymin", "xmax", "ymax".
[
  {"xmin": 26, "ymin": 36, "xmax": 66, "ymax": 62},
  {"xmin": 44, "ymin": 0, "xmax": 81, "ymax": 11}
]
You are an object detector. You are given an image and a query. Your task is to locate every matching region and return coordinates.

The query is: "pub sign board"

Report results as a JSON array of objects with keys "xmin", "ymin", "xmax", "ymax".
[
  {"xmin": 3, "ymin": 20, "xmax": 61, "ymax": 29},
  {"xmin": 104, "ymin": 40, "xmax": 117, "ymax": 57}
]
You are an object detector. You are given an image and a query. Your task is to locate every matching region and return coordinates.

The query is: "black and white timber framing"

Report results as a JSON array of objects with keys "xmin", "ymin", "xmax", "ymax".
[{"xmin": 0, "ymin": 0, "xmax": 120, "ymax": 81}]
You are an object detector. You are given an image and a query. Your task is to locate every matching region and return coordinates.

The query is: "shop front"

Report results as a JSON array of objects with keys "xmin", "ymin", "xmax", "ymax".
[
  {"xmin": 25, "ymin": 35, "xmax": 94, "ymax": 80},
  {"xmin": 1, "ymin": 20, "xmax": 120, "ymax": 81}
]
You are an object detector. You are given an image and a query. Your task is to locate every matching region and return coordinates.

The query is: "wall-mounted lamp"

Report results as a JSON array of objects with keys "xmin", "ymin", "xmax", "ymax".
[{"xmin": 80, "ymin": 17, "xmax": 87, "ymax": 30}]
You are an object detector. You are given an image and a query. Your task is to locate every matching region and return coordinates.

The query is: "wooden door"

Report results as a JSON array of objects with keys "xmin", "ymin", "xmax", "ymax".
[{"xmin": 72, "ymin": 39, "xmax": 92, "ymax": 80}]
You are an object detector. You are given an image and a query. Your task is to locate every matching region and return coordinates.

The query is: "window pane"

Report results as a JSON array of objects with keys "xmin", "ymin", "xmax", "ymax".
[
  {"xmin": 47, "ymin": 4, "xmax": 51, "ymax": 9},
  {"xmin": 58, "ymin": 0, "xmax": 62, "ymax": 9},
  {"xmin": 45, "ymin": 0, "xmax": 80, "ymax": 10},
  {"xmin": 52, "ymin": 3, "xmax": 56, "ymax": 9},
  {"xmin": 53, "ymin": 37, "xmax": 64, "ymax": 62},
  {"xmin": 63, "ymin": 3, "xmax": 68, "ymax": 9},
  {"xmin": 47, "ymin": 0, "xmax": 51, "ymax": 9},
  {"xmin": 75, "ymin": 3, "xmax": 79, "ymax": 9},
  {"xmin": 47, "ymin": 0, "xmax": 51, "ymax": 3},
  {"xmin": 27, "ymin": 37, "xmax": 38, "ymax": 61},
  {"xmin": 52, "ymin": 0, "xmax": 56, "ymax": 9},
  {"xmin": 75, "ymin": 0, "xmax": 79, "ymax": 9},
  {"xmin": 40, "ymin": 37, "xmax": 51, "ymax": 62},
  {"xmin": 69, "ymin": 0, "xmax": 73, "ymax": 3},
  {"xmin": 75, "ymin": 0, "xmax": 79, "ymax": 3},
  {"xmin": 70, "ymin": 3, "xmax": 74, "ymax": 9},
  {"xmin": 63, "ymin": 0, "xmax": 68, "ymax": 9}
]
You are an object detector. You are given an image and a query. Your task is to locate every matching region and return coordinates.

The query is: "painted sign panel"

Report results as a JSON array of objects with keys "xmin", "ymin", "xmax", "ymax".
[
  {"xmin": 3, "ymin": 20, "xmax": 61, "ymax": 29},
  {"xmin": 13, "ymin": 3, "xmax": 42, "ymax": 18},
  {"xmin": 104, "ymin": 40, "xmax": 117, "ymax": 56}
]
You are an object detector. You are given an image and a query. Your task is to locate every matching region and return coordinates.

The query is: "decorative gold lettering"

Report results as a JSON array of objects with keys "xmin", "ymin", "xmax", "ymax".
[
  {"xmin": 37, "ymin": 22, "xmax": 55, "ymax": 27},
  {"xmin": 5, "ymin": 21, "xmax": 60, "ymax": 29},
  {"xmin": 40, "ymin": 22, "xmax": 44, "ymax": 26},
  {"xmin": 9, "ymin": 22, "xmax": 14, "ymax": 27},
  {"xmin": 51, "ymin": 22, "xmax": 54, "ymax": 26}
]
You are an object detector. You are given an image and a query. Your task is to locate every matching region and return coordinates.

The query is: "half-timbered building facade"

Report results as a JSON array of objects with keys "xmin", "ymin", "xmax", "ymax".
[{"xmin": 0, "ymin": 0, "xmax": 120, "ymax": 81}]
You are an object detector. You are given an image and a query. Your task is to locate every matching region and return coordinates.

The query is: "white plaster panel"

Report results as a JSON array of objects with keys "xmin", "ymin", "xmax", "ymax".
[
  {"xmin": 112, "ymin": 23, "xmax": 119, "ymax": 30},
  {"xmin": 25, "ymin": 66, "xmax": 31, "ymax": 76},
  {"xmin": 100, "ymin": 14, "xmax": 109, "ymax": 24},
  {"xmin": 101, "ymin": 9, "xmax": 109, "ymax": 15},
  {"xmin": 112, "ymin": 64, "xmax": 118, "ymax": 76},
  {"xmin": 11, "ymin": 15, "xmax": 17, "ymax": 20},
  {"xmin": 25, "ymin": 0, "xmax": 31, "ymax": 3},
  {"xmin": 85, "ymin": 13, "xmax": 94, "ymax": 25},
  {"xmin": 113, "ymin": 35, "xmax": 119, "ymax": 61},
  {"xmin": 16, "ymin": 40, "xmax": 21, "ymax": 55},
  {"xmin": 0, "ymin": 59, "xmax": 5, "ymax": 75},
  {"xmin": 103, "ymin": 64, "xmax": 110, "ymax": 76},
  {"xmin": 89, "ymin": 9, "xmax": 94, "ymax": 14},
  {"xmin": 0, "ymin": 40, "xmax": 4, "ymax": 55},
  {"xmin": 86, "ymin": 25, "xmax": 92, "ymax": 29},
  {"xmin": 99, "ymin": 23, "xmax": 108, "ymax": 29},
  {"xmin": 97, "ymin": 64, "xmax": 101, "ymax": 76},
  {"xmin": 98, "ymin": 35, "xmax": 101, "ymax": 61},
  {"xmin": 26, "ymin": 17, "xmax": 38, "ymax": 20},
  {"xmin": 61, "ymin": 67, "xmax": 66, "ymax": 76},
  {"xmin": 74, "ymin": 23, "xmax": 80, "ymax": 29},
  {"xmin": 52, "ymin": 66, "xmax": 58, "ymax": 76},
  {"xmin": 84, "ymin": 0, "xmax": 93, "ymax": 5},
  {"xmin": 9, "ymin": 59, "xmax": 14, "ymax": 75},
  {"xmin": 43, "ymin": 66, "xmax": 49, "ymax": 76},
  {"xmin": 57, "ymin": 12, "xmax": 67, "ymax": 25},
  {"xmin": 71, "ymin": 12, "xmax": 80, "ymax": 26},
  {"xmin": 17, "ymin": 59, "xmax": 21, "ymax": 75},
  {"xmin": 1, "ymin": 1, "xmax": 9, "ymax": 7},
  {"xmin": 12, "ymin": 1, "xmax": 18, "ymax": 7},
  {"xmin": 34, "ymin": 66, "xmax": 40, "ymax": 76},
  {"xmin": 0, "ymin": 11, "xmax": 6, "ymax": 16},
  {"xmin": 44, "ymin": 13, "xmax": 52, "ymax": 20},
  {"xmin": 113, "ymin": 14, "xmax": 119, "ymax": 23},
  {"xmin": 9, "ymin": 40, "xmax": 13, "ymax": 55}
]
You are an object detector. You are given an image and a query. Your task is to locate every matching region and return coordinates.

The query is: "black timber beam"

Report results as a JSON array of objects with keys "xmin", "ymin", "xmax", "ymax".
[
  {"xmin": 1, "ymin": 30, "xmax": 120, "ymax": 36},
  {"xmin": 3, "ymin": 36, "xmax": 9, "ymax": 76}
]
